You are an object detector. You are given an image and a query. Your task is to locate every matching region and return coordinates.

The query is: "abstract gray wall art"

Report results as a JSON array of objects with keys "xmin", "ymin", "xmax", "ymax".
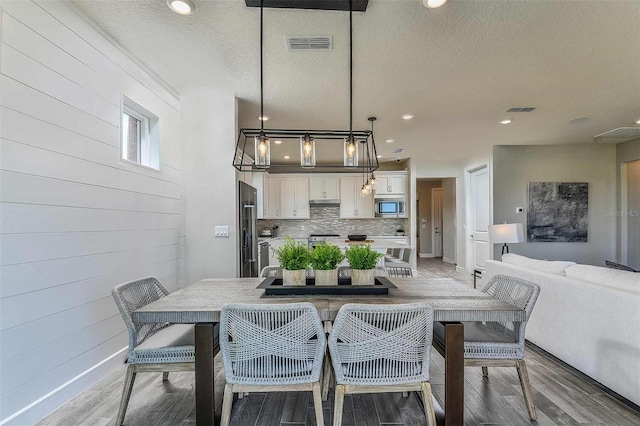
[{"xmin": 527, "ymin": 182, "xmax": 588, "ymax": 242}]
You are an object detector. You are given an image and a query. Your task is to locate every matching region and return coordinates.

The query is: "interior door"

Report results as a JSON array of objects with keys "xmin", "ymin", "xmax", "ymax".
[
  {"xmin": 469, "ymin": 166, "xmax": 490, "ymax": 270},
  {"xmin": 433, "ymin": 188, "xmax": 443, "ymax": 257}
]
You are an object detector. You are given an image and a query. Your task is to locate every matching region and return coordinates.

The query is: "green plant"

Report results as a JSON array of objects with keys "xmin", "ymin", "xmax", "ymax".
[
  {"xmin": 310, "ymin": 243, "xmax": 344, "ymax": 270},
  {"xmin": 272, "ymin": 237, "xmax": 311, "ymax": 270},
  {"xmin": 344, "ymin": 245, "xmax": 383, "ymax": 270}
]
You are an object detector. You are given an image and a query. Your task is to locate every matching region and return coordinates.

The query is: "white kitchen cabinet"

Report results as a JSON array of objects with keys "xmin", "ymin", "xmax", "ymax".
[
  {"xmin": 375, "ymin": 172, "xmax": 407, "ymax": 196},
  {"xmin": 279, "ymin": 177, "xmax": 310, "ymax": 219},
  {"xmin": 339, "ymin": 177, "xmax": 374, "ymax": 218},
  {"xmin": 309, "ymin": 176, "xmax": 339, "ymax": 200},
  {"xmin": 264, "ymin": 176, "xmax": 281, "ymax": 218}
]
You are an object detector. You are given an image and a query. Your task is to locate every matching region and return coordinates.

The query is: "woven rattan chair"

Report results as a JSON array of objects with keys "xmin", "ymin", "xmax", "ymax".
[
  {"xmin": 432, "ymin": 274, "xmax": 540, "ymax": 420},
  {"xmin": 337, "ymin": 265, "xmax": 389, "ymax": 278},
  {"xmin": 328, "ymin": 303, "xmax": 437, "ymax": 426},
  {"xmin": 219, "ymin": 303, "xmax": 326, "ymax": 426},
  {"xmin": 112, "ymin": 277, "xmax": 212, "ymax": 425}
]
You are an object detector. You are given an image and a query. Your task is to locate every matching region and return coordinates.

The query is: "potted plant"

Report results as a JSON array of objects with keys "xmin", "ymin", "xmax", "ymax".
[
  {"xmin": 272, "ymin": 237, "xmax": 310, "ymax": 286},
  {"xmin": 310, "ymin": 243, "xmax": 344, "ymax": 286},
  {"xmin": 344, "ymin": 245, "xmax": 383, "ymax": 285}
]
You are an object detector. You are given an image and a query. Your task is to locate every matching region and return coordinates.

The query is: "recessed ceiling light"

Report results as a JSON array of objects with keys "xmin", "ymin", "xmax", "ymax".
[
  {"xmin": 283, "ymin": 155, "xmax": 290, "ymax": 159},
  {"xmin": 401, "ymin": 114, "xmax": 415, "ymax": 120},
  {"xmin": 498, "ymin": 118, "xmax": 513, "ymax": 125},
  {"xmin": 274, "ymin": 140, "xmax": 282, "ymax": 144},
  {"xmin": 377, "ymin": 155, "xmax": 383, "ymax": 158},
  {"xmin": 424, "ymin": 0, "xmax": 447, "ymax": 8},
  {"xmin": 167, "ymin": 0, "xmax": 195, "ymax": 15},
  {"xmin": 635, "ymin": 119, "xmax": 640, "ymax": 125},
  {"xmin": 258, "ymin": 115, "xmax": 270, "ymax": 121},
  {"xmin": 385, "ymin": 139, "xmax": 395, "ymax": 143}
]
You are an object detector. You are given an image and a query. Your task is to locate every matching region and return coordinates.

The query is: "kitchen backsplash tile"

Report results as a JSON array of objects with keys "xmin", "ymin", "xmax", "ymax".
[{"xmin": 258, "ymin": 206, "xmax": 409, "ymax": 238}]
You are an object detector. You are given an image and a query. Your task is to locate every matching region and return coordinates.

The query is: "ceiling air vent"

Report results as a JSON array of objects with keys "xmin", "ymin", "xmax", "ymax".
[
  {"xmin": 286, "ymin": 36, "xmax": 332, "ymax": 51},
  {"xmin": 593, "ymin": 127, "xmax": 640, "ymax": 144},
  {"xmin": 392, "ymin": 148, "xmax": 405, "ymax": 154},
  {"xmin": 505, "ymin": 107, "xmax": 537, "ymax": 113}
]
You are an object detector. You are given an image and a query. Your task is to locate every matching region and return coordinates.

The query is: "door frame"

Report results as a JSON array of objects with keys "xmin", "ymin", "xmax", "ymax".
[
  {"xmin": 432, "ymin": 187, "xmax": 443, "ymax": 258},
  {"xmin": 620, "ymin": 162, "xmax": 628, "ymax": 265},
  {"xmin": 464, "ymin": 163, "xmax": 493, "ymax": 273}
]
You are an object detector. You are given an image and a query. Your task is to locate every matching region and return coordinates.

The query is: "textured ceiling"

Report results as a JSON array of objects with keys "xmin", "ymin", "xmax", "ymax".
[{"xmin": 72, "ymin": 0, "xmax": 640, "ymax": 166}]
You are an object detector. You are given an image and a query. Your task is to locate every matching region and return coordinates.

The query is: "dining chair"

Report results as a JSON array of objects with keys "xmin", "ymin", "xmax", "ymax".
[
  {"xmin": 432, "ymin": 274, "xmax": 541, "ymax": 420},
  {"xmin": 337, "ymin": 265, "xmax": 389, "ymax": 278},
  {"xmin": 219, "ymin": 303, "xmax": 326, "ymax": 426},
  {"xmin": 385, "ymin": 248, "xmax": 413, "ymax": 276},
  {"xmin": 328, "ymin": 303, "xmax": 437, "ymax": 426},
  {"xmin": 384, "ymin": 248, "xmax": 401, "ymax": 262},
  {"xmin": 112, "ymin": 277, "xmax": 215, "ymax": 425}
]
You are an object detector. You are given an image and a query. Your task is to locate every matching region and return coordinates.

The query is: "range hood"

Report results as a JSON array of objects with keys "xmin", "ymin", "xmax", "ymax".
[{"xmin": 309, "ymin": 199, "xmax": 340, "ymax": 206}]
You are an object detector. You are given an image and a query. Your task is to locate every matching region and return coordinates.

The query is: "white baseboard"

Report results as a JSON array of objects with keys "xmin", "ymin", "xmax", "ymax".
[
  {"xmin": 442, "ymin": 257, "xmax": 456, "ymax": 265},
  {"xmin": 1, "ymin": 348, "xmax": 128, "ymax": 426},
  {"xmin": 456, "ymin": 265, "xmax": 468, "ymax": 274},
  {"xmin": 419, "ymin": 253, "xmax": 435, "ymax": 258}
]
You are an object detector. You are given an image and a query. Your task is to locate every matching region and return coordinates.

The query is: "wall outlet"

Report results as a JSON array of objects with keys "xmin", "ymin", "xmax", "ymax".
[
  {"xmin": 516, "ymin": 207, "xmax": 524, "ymax": 213},
  {"xmin": 214, "ymin": 226, "xmax": 229, "ymax": 237},
  {"xmin": 300, "ymin": 225, "xmax": 305, "ymax": 231}
]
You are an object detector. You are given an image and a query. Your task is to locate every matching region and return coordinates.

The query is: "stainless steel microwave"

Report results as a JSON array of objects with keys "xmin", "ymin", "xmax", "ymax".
[{"xmin": 375, "ymin": 199, "xmax": 406, "ymax": 218}]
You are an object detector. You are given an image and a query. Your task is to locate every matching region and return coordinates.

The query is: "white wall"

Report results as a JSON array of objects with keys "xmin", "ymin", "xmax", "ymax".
[
  {"xmin": 0, "ymin": 1, "xmax": 182, "ymax": 423},
  {"xmin": 492, "ymin": 144, "xmax": 617, "ymax": 265},
  {"xmin": 616, "ymin": 139, "xmax": 640, "ymax": 267},
  {"xmin": 181, "ymin": 89, "xmax": 238, "ymax": 283}
]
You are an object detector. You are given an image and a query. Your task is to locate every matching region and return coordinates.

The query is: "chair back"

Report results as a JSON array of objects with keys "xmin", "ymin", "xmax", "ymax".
[
  {"xmin": 481, "ymin": 275, "xmax": 540, "ymax": 347},
  {"xmin": 112, "ymin": 277, "xmax": 170, "ymax": 356},
  {"xmin": 328, "ymin": 303, "xmax": 433, "ymax": 385},
  {"xmin": 220, "ymin": 303, "xmax": 326, "ymax": 385},
  {"xmin": 401, "ymin": 248, "xmax": 413, "ymax": 263}
]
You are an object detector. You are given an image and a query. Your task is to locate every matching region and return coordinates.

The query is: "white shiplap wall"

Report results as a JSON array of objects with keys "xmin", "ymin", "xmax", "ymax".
[{"xmin": 0, "ymin": 1, "xmax": 182, "ymax": 423}]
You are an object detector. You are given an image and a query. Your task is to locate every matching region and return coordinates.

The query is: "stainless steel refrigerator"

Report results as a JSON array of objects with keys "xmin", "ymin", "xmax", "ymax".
[{"xmin": 238, "ymin": 181, "xmax": 258, "ymax": 277}]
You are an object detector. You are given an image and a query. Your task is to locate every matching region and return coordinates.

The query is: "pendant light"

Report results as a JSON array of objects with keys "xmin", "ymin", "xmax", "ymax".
[
  {"xmin": 254, "ymin": 0, "xmax": 270, "ymax": 168},
  {"xmin": 300, "ymin": 133, "xmax": 315, "ymax": 167},
  {"xmin": 344, "ymin": 0, "xmax": 358, "ymax": 168}
]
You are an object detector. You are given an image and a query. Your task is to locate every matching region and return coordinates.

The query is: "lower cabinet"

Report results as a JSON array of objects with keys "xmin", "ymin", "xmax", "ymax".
[{"xmin": 339, "ymin": 177, "xmax": 374, "ymax": 219}]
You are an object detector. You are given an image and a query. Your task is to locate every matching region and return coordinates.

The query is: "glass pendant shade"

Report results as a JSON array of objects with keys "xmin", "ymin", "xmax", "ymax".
[
  {"xmin": 368, "ymin": 175, "xmax": 376, "ymax": 188},
  {"xmin": 254, "ymin": 134, "xmax": 270, "ymax": 168},
  {"xmin": 344, "ymin": 136, "xmax": 358, "ymax": 167},
  {"xmin": 300, "ymin": 135, "xmax": 316, "ymax": 167}
]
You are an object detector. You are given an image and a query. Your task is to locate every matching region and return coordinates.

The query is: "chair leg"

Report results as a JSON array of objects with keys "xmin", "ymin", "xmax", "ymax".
[
  {"xmin": 516, "ymin": 359, "xmax": 537, "ymax": 421},
  {"xmin": 421, "ymin": 382, "xmax": 437, "ymax": 426},
  {"xmin": 322, "ymin": 351, "xmax": 331, "ymax": 401},
  {"xmin": 162, "ymin": 372, "xmax": 169, "ymax": 381},
  {"xmin": 220, "ymin": 383, "xmax": 234, "ymax": 426},
  {"xmin": 312, "ymin": 381, "xmax": 325, "ymax": 426},
  {"xmin": 115, "ymin": 365, "xmax": 136, "ymax": 426},
  {"xmin": 482, "ymin": 367, "xmax": 488, "ymax": 377},
  {"xmin": 333, "ymin": 384, "xmax": 346, "ymax": 426}
]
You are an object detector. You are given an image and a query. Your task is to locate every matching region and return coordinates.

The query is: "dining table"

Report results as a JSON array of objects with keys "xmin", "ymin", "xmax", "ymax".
[{"xmin": 133, "ymin": 277, "xmax": 526, "ymax": 426}]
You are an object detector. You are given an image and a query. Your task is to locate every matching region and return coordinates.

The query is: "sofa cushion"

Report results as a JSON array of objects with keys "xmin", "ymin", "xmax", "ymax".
[
  {"xmin": 565, "ymin": 264, "xmax": 640, "ymax": 293},
  {"xmin": 502, "ymin": 253, "xmax": 576, "ymax": 275}
]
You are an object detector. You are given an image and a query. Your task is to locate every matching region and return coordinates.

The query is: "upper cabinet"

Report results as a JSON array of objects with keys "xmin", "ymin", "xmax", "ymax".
[
  {"xmin": 263, "ymin": 175, "xmax": 309, "ymax": 219},
  {"xmin": 374, "ymin": 172, "xmax": 407, "ymax": 197},
  {"xmin": 309, "ymin": 176, "xmax": 339, "ymax": 200},
  {"xmin": 339, "ymin": 176, "xmax": 374, "ymax": 219}
]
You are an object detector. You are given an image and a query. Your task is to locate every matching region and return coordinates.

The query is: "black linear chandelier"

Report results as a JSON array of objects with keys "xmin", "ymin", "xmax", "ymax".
[{"xmin": 233, "ymin": 0, "xmax": 379, "ymax": 183}]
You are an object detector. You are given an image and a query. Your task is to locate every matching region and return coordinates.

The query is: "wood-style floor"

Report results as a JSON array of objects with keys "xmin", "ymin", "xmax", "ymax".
[{"xmin": 37, "ymin": 259, "xmax": 640, "ymax": 426}]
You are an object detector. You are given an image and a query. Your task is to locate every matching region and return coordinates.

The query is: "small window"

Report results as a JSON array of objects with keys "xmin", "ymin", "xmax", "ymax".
[{"xmin": 121, "ymin": 97, "xmax": 159, "ymax": 170}]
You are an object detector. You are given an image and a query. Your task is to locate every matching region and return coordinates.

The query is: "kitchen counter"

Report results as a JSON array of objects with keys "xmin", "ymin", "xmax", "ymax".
[{"xmin": 323, "ymin": 238, "xmax": 410, "ymax": 250}]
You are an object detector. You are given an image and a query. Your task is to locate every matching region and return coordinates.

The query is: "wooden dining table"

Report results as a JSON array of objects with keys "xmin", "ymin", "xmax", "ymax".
[{"xmin": 133, "ymin": 277, "xmax": 526, "ymax": 426}]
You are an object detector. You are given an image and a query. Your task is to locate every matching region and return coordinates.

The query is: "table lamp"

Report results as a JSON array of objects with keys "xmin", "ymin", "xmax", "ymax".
[{"xmin": 489, "ymin": 223, "xmax": 524, "ymax": 255}]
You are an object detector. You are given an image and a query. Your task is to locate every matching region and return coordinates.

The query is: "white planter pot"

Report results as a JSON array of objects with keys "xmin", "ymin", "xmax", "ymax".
[
  {"xmin": 283, "ymin": 269, "xmax": 306, "ymax": 286},
  {"xmin": 314, "ymin": 269, "xmax": 338, "ymax": 286},
  {"xmin": 351, "ymin": 269, "xmax": 375, "ymax": 286}
]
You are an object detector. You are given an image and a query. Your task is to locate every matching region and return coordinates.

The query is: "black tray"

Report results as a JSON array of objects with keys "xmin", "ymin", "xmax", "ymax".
[{"xmin": 257, "ymin": 277, "xmax": 396, "ymax": 296}]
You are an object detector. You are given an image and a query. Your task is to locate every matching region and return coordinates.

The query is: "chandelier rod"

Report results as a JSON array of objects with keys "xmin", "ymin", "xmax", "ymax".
[
  {"xmin": 260, "ymin": 0, "xmax": 264, "ymax": 133},
  {"xmin": 349, "ymin": 0, "xmax": 353, "ymax": 136}
]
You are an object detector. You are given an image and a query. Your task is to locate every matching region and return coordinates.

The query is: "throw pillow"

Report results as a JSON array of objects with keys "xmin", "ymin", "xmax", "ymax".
[{"xmin": 605, "ymin": 260, "xmax": 639, "ymax": 273}]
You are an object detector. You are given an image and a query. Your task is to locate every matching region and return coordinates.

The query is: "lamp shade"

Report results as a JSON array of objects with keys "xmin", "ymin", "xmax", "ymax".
[{"xmin": 488, "ymin": 223, "xmax": 524, "ymax": 244}]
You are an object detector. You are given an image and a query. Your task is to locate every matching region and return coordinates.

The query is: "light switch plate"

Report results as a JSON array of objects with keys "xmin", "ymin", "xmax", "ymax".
[
  {"xmin": 214, "ymin": 226, "xmax": 229, "ymax": 237},
  {"xmin": 516, "ymin": 207, "xmax": 524, "ymax": 213}
]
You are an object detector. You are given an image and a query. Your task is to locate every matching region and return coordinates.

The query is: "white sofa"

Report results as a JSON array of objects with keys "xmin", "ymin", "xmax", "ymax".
[{"xmin": 484, "ymin": 255, "xmax": 640, "ymax": 407}]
